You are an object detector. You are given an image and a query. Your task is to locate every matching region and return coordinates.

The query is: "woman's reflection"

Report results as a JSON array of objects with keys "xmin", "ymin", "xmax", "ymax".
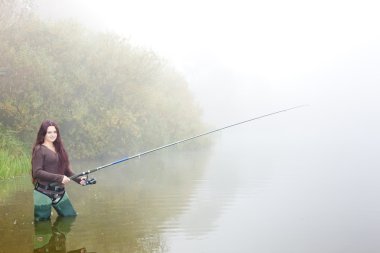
[{"xmin": 34, "ymin": 216, "xmax": 89, "ymax": 253}]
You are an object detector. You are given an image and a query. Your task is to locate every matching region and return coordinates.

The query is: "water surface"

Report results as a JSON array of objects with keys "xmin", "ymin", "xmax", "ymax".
[{"xmin": 1, "ymin": 109, "xmax": 380, "ymax": 252}]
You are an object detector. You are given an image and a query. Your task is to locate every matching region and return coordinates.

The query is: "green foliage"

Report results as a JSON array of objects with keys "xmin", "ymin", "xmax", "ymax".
[
  {"xmin": 0, "ymin": 124, "xmax": 31, "ymax": 179},
  {"xmin": 0, "ymin": 1, "xmax": 206, "ymax": 159}
]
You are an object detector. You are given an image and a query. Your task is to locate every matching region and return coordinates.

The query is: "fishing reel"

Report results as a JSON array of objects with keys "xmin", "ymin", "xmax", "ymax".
[{"xmin": 82, "ymin": 175, "xmax": 97, "ymax": 186}]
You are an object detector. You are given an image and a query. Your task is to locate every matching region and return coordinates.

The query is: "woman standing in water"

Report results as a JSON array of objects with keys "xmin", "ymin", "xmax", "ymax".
[{"xmin": 32, "ymin": 120, "xmax": 86, "ymax": 221}]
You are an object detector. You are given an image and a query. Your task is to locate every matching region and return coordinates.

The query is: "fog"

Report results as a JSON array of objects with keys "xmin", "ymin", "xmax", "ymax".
[
  {"xmin": 29, "ymin": 1, "xmax": 380, "ymax": 251},
  {"xmin": 34, "ymin": 0, "xmax": 380, "ymax": 170},
  {"xmin": 35, "ymin": 0, "xmax": 380, "ymax": 213},
  {"xmin": 34, "ymin": 0, "xmax": 380, "ymax": 126}
]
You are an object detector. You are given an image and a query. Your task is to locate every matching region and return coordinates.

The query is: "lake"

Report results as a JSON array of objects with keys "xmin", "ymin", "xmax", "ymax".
[{"xmin": 1, "ymin": 106, "xmax": 380, "ymax": 252}]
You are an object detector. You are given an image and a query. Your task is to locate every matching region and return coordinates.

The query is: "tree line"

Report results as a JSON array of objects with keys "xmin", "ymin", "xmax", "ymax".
[{"xmin": 0, "ymin": 0, "xmax": 206, "ymax": 159}]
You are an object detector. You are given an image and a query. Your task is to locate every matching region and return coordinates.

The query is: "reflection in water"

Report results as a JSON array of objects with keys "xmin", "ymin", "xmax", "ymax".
[
  {"xmin": 34, "ymin": 217, "xmax": 88, "ymax": 253},
  {"xmin": 2, "ymin": 107, "xmax": 380, "ymax": 252},
  {"xmin": 66, "ymin": 148, "xmax": 213, "ymax": 252},
  {"xmin": 0, "ymin": 147, "xmax": 214, "ymax": 252}
]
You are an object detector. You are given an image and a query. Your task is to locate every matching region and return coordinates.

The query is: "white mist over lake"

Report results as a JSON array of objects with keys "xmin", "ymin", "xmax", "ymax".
[{"xmin": 27, "ymin": 1, "xmax": 380, "ymax": 252}]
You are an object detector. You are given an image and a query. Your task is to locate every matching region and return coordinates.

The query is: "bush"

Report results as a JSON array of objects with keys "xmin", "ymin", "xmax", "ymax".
[{"xmin": 0, "ymin": 2, "xmax": 205, "ymax": 159}]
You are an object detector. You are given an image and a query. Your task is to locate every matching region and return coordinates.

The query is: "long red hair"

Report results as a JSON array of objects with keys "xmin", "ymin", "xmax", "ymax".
[{"xmin": 31, "ymin": 120, "xmax": 70, "ymax": 181}]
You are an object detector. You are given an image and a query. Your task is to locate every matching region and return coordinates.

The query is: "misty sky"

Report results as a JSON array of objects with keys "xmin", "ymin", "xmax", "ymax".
[
  {"xmin": 25, "ymin": 3, "xmax": 380, "ymax": 251},
  {"xmin": 35, "ymin": 0, "xmax": 380, "ymax": 126},
  {"xmin": 27, "ymin": 3, "xmax": 380, "ymax": 250}
]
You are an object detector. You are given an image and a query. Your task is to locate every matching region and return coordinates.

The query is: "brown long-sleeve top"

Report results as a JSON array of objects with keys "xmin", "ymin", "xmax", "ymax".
[{"xmin": 32, "ymin": 144, "xmax": 77, "ymax": 186}]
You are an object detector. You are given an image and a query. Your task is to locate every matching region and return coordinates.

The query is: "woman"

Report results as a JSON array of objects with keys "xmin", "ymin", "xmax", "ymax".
[{"xmin": 32, "ymin": 120, "xmax": 86, "ymax": 221}]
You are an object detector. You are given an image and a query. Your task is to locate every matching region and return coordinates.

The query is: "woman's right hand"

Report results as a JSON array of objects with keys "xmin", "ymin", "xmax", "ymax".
[{"xmin": 61, "ymin": 175, "xmax": 71, "ymax": 184}]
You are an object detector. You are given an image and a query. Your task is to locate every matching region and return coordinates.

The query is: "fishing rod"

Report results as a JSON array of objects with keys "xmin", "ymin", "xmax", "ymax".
[{"xmin": 70, "ymin": 105, "xmax": 306, "ymax": 184}]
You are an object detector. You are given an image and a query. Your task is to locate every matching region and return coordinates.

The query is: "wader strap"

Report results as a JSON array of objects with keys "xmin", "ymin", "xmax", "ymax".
[{"xmin": 35, "ymin": 182, "xmax": 64, "ymax": 192}]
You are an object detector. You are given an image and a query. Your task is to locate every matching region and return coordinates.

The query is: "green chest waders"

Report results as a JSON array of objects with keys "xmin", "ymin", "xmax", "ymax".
[
  {"xmin": 53, "ymin": 191, "xmax": 77, "ymax": 217},
  {"xmin": 34, "ymin": 189, "xmax": 77, "ymax": 221}
]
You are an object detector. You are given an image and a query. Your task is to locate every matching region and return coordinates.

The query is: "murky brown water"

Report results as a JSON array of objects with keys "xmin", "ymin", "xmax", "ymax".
[
  {"xmin": 2, "ymin": 110, "xmax": 380, "ymax": 252},
  {"xmin": 0, "ymin": 146, "xmax": 213, "ymax": 252}
]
